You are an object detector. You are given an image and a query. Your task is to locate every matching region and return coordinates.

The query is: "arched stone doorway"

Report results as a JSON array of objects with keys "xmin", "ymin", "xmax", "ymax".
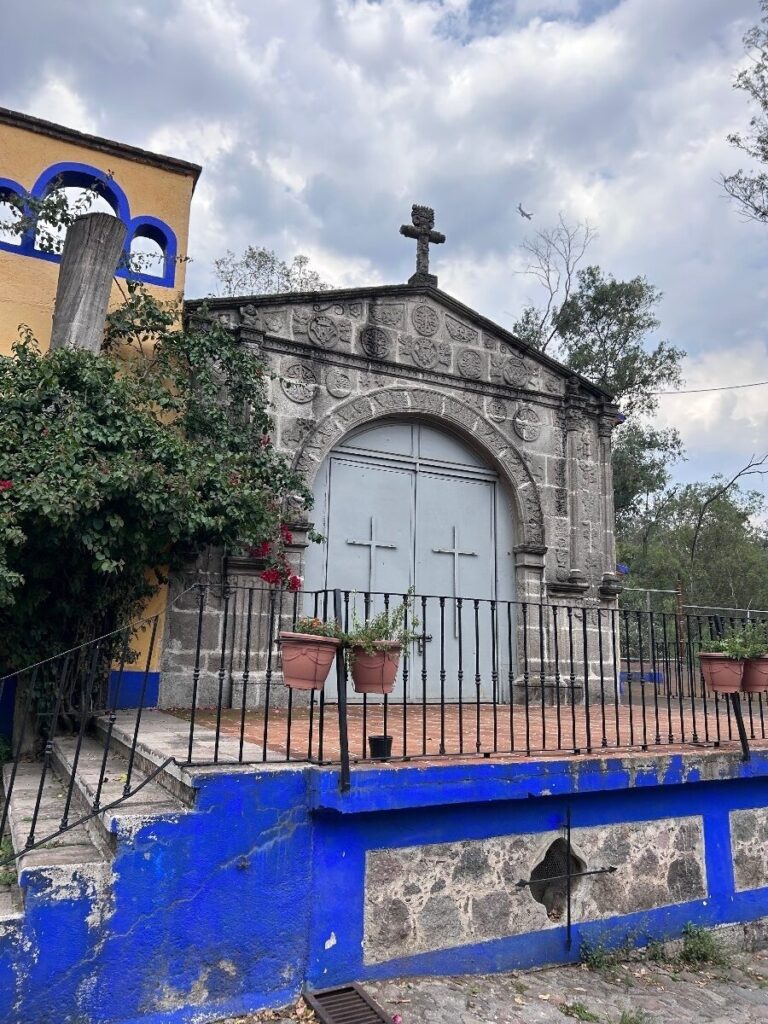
[{"xmin": 304, "ymin": 419, "xmax": 516, "ymax": 701}]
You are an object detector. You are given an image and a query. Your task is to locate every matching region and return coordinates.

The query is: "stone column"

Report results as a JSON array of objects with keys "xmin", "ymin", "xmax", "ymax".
[{"xmin": 50, "ymin": 212, "xmax": 127, "ymax": 353}]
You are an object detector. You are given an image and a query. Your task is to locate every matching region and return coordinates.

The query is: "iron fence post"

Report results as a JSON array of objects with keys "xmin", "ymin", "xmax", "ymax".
[{"xmin": 335, "ymin": 588, "xmax": 351, "ymax": 792}]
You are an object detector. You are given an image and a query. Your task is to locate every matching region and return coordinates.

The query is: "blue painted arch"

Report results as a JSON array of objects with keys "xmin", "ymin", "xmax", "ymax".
[{"xmin": 0, "ymin": 161, "xmax": 177, "ymax": 287}]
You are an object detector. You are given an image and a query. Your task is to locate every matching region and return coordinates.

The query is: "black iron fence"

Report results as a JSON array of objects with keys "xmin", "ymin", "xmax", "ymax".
[{"xmin": 1, "ymin": 584, "xmax": 766, "ymax": 864}]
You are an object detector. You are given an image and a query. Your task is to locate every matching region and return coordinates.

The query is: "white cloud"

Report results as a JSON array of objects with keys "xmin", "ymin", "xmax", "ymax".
[{"xmin": 0, "ymin": 0, "xmax": 765, "ymax": 492}]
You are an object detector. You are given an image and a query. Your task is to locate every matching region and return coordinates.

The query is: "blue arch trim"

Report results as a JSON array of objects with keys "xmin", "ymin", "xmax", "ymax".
[
  {"xmin": 127, "ymin": 215, "xmax": 178, "ymax": 288},
  {"xmin": 0, "ymin": 162, "xmax": 177, "ymax": 287},
  {"xmin": 0, "ymin": 177, "xmax": 27, "ymax": 248}
]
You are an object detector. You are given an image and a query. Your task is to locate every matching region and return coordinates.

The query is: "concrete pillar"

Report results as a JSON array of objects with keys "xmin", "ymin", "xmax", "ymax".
[{"xmin": 50, "ymin": 212, "xmax": 127, "ymax": 354}]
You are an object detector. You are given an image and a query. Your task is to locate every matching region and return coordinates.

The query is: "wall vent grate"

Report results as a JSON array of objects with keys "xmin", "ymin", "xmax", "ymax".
[{"xmin": 304, "ymin": 983, "xmax": 391, "ymax": 1024}]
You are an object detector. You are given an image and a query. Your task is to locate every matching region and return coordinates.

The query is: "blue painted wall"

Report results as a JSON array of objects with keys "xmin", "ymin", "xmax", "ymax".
[{"xmin": 2, "ymin": 751, "xmax": 768, "ymax": 1023}]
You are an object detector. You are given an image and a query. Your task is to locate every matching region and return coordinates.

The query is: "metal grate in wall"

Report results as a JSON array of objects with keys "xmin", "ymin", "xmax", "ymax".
[{"xmin": 304, "ymin": 983, "xmax": 392, "ymax": 1024}]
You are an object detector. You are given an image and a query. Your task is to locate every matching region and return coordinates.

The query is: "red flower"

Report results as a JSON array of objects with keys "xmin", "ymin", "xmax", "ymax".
[
  {"xmin": 248, "ymin": 541, "xmax": 271, "ymax": 559},
  {"xmin": 259, "ymin": 435, "xmax": 272, "ymax": 448},
  {"xmin": 0, "ymin": 480, "xmax": 12, "ymax": 492},
  {"xmin": 287, "ymin": 574, "xmax": 303, "ymax": 592},
  {"xmin": 259, "ymin": 567, "xmax": 282, "ymax": 585},
  {"xmin": 280, "ymin": 523, "xmax": 293, "ymax": 545}
]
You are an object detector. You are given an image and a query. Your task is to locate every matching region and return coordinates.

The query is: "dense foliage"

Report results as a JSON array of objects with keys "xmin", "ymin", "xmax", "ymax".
[{"xmin": 0, "ymin": 284, "xmax": 311, "ymax": 670}]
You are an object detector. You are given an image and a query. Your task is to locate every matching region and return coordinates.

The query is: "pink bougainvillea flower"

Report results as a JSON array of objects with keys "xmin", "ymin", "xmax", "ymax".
[
  {"xmin": 287, "ymin": 575, "xmax": 303, "ymax": 592},
  {"xmin": 280, "ymin": 523, "xmax": 294, "ymax": 545},
  {"xmin": 391, "ymin": 1015, "xmax": 403, "ymax": 1024},
  {"xmin": 0, "ymin": 480, "xmax": 12, "ymax": 492},
  {"xmin": 248, "ymin": 540, "xmax": 272, "ymax": 559},
  {"xmin": 259, "ymin": 567, "xmax": 282, "ymax": 585}
]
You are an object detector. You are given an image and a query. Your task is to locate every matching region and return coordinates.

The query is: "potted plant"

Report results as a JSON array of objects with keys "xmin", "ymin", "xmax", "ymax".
[
  {"xmin": 699, "ymin": 629, "xmax": 749, "ymax": 694},
  {"xmin": 344, "ymin": 596, "xmax": 419, "ymax": 695},
  {"xmin": 279, "ymin": 617, "xmax": 342, "ymax": 691},
  {"xmin": 742, "ymin": 621, "xmax": 768, "ymax": 694}
]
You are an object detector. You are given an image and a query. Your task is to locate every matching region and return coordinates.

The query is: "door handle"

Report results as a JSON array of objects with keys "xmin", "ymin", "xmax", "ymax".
[{"xmin": 415, "ymin": 633, "xmax": 433, "ymax": 656}]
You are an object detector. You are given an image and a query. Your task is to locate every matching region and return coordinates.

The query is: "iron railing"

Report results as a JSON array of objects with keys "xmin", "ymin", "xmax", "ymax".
[{"xmin": 1, "ymin": 584, "xmax": 766, "ymax": 866}]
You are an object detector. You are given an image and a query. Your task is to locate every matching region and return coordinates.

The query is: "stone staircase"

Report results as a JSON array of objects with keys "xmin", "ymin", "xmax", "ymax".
[{"xmin": 0, "ymin": 717, "xmax": 196, "ymax": 933}]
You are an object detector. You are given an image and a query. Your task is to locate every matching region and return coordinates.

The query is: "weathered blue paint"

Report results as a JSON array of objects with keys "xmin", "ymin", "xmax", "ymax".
[
  {"xmin": 107, "ymin": 669, "xmax": 160, "ymax": 709},
  {"xmin": 2, "ymin": 750, "xmax": 768, "ymax": 1023}
]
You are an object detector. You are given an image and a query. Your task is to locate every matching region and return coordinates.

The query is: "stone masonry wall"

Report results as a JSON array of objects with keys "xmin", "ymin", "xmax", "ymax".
[{"xmin": 363, "ymin": 817, "xmax": 706, "ymax": 964}]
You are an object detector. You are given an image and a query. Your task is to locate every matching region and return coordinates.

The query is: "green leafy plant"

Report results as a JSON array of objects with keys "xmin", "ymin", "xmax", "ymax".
[
  {"xmin": 700, "ymin": 621, "xmax": 768, "ymax": 659},
  {"xmin": 0, "ymin": 836, "xmax": 15, "ymax": 885},
  {"xmin": 617, "ymin": 1010, "xmax": 653, "ymax": 1024},
  {"xmin": 291, "ymin": 616, "xmax": 342, "ymax": 640},
  {"xmin": 343, "ymin": 592, "xmax": 420, "ymax": 659},
  {"xmin": 0, "ymin": 283, "xmax": 312, "ymax": 681},
  {"xmin": 560, "ymin": 1002, "xmax": 600, "ymax": 1022},
  {"xmin": 677, "ymin": 923, "xmax": 728, "ymax": 967}
]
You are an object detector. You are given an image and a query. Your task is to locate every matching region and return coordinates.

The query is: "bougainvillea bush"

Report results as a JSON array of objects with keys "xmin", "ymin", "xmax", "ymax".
[{"xmin": 0, "ymin": 283, "xmax": 311, "ymax": 671}]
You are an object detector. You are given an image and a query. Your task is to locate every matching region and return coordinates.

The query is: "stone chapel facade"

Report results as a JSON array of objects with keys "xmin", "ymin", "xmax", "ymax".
[{"xmin": 161, "ymin": 210, "xmax": 621, "ymax": 707}]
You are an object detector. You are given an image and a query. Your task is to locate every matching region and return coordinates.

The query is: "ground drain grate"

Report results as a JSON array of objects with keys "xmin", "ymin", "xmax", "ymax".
[{"xmin": 304, "ymin": 983, "xmax": 391, "ymax": 1024}]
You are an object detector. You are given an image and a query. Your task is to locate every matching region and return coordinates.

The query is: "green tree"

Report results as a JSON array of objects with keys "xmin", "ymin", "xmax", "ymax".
[
  {"xmin": 723, "ymin": 0, "xmax": 768, "ymax": 222},
  {"xmin": 612, "ymin": 422, "xmax": 685, "ymax": 529},
  {"xmin": 619, "ymin": 473, "xmax": 768, "ymax": 611},
  {"xmin": 0, "ymin": 284, "xmax": 311, "ymax": 671},
  {"xmin": 554, "ymin": 266, "xmax": 684, "ymax": 417},
  {"xmin": 213, "ymin": 246, "xmax": 331, "ymax": 296}
]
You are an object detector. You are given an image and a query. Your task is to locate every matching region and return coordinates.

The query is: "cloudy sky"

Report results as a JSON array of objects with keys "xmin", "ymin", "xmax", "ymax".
[{"xmin": 2, "ymin": 0, "xmax": 767, "ymax": 496}]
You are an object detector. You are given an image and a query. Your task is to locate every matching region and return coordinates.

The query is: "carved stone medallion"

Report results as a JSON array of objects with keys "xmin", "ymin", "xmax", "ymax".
[
  {"xmin": 308, "ymin": 315, "xmax": 339, "ymax": 350},
  {"xmin": 360, "ymin": 325, "xmax": 391, "ymax": 360},
  {"xmin": 326, "ymin": 368, "xmax": 353, "ymax": 399},
  {"xmin": 513, "ymin": 404, "xmax": 542, "ymax": 442},
  {"xmin": 487, "ymin": 398, "xmax": 507, "ymax": 423},
  {"xmin": 457, "ymin": 348, "xmax": 483, "ymax": 380},
  {"xmin": 411, "ymin": 304, "xmax": 439, "ymax": 337},
  {"xmin": 400, "ymin": 334, "xmax": 450, "ymax": 370},
  {"xmin": 281, "ymin": 362, "xmax": 318, "ymax": 403}
]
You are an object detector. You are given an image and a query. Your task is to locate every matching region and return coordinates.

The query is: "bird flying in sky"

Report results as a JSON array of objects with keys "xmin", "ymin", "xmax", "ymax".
[{"xmin": 517, "ymin": 203, "xmax": 533, "ymax": 220}]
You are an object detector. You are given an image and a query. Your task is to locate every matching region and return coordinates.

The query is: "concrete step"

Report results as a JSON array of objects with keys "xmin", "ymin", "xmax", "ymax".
[
  {"xmin": 52, "ymin": 734, "xmax": 189, "ymax": 841},
  {"xmin": 1, "ymin": 760, "xmax": 106, "ymax": 888},
  {"xmin": 92, "ymin": 713, "xmax": 198, "ymax": 807},
  {"xmin": 0, "ymin": 883, "xmax": 23, "ymax": 923}
]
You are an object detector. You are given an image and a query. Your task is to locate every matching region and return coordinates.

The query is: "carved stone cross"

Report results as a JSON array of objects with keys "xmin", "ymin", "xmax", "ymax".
[{"xmin": 400, "ymin": 204, "xmax": 445, "ymax": 286}]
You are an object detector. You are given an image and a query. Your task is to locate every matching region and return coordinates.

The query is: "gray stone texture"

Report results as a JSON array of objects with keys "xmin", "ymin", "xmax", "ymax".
[
  {"xmin": 363, "ymin": 816, "xmax": 706, "ymax": 963},
  {"xmin": 731, "ymin": 808, "xmax": 768, "ymax": 891},
  {"xmin": 167, "ymin": 285, "xmax": 620, "ymax": 709}
]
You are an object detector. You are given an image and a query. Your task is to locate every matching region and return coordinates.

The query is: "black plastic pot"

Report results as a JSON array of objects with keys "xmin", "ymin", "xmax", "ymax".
[{"xmin": 368, "ymin": 734, "xmax": 393, "ymax": 760}]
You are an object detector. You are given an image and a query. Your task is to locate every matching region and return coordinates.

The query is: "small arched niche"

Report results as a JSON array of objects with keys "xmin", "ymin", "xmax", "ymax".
[{"xmin": 528, "ymin": 838, "xmax": 587, "ymax": 922}]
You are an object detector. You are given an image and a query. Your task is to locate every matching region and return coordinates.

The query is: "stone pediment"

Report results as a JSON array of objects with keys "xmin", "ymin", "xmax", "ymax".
[{"xmin": 192, "ymin": 284, "xmax": 611, "ymax": 403}]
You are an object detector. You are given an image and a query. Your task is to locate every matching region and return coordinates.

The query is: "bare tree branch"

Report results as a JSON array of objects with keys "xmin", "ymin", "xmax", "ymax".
[
  {"xmin": 689, "ymin": 453, "xmax": 768, "ymax": 567},
  {"xmin": 514, "ymin": 214, "xmax": 596, "ymax": 352}
]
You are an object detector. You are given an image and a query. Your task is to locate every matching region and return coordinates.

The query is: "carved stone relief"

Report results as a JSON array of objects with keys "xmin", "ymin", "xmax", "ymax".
[
  {"xmin": 281, "ymin": 362, "xmax": 318, "ymax": 403},
  {"xmin": 281, "ymin": 417, "xmax": 315, "ymax": 447},
  {"xmin": 360, "ymin": 325, "xmax": 392, "ymax": 360},
  {"xmin": 491, "ymin": 355, "xmax": 535, "ymax": 389},
  {"xmin": 411, "ymin": 304, "xmax": 440, "ymax": 336},
  {"xmin": 308, "ymin": 314, "xmax": 339, "ymax": 350},
  {"xmin": 326, "ymin": 368, "xmax": 353, "ymax": 398},
  {"xmin": 445, "ymin": 314, "xmax": 479, "ymax": 345},
  {"xmin": 513, "ymin": 405, "xmax": 542, "ymax": 442},
  {"xmin": 457, "ymin": 348, "xmax": 483, "ymax": 380},
  {"xmin": 369, "ymin": 303, "xmax": 405, "ymax": 328},
  {"xmin": 487, "ymin": 398, "xmax": 507, "ymax": 423},
  {"xmin": 400, "ymin": 334, "xmax": 451, "ymax": 371}
]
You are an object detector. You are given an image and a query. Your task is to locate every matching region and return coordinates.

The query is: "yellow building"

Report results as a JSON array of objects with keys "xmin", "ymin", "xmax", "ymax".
[
  {"xmin": 0, "ymin": 106, "xmax": 200, "ymax": 353},
  {"xmin": 0, "ymin": 107, "xmax": 202, "ymax": 704}
]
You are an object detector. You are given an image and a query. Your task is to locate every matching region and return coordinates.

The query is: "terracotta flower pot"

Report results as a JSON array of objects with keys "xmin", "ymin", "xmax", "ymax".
[
  {"xmin": 743, "ymin": 656, "xmax": 768, "ymax": 693},
  {"xmin": 349, "ymin": 641, "xmax": 401, "ymax": 694},
  {"xmin": 279, "ymin": 632, "xmax": 340, "ymax": 690},
  {"xmin": 699, "ymin": 652, "xmax": 744, "ymax": 694}
]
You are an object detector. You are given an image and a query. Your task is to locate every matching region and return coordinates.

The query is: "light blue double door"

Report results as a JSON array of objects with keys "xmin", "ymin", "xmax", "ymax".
[{"xmin": 304, "ymin": 422, "xmax": 515, "ymax": 701}]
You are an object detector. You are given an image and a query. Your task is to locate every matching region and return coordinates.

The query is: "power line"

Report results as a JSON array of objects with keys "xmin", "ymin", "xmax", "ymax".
[{"xmin": 652, "ymin": 379, "xmax": 768, "ymax": 396}]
